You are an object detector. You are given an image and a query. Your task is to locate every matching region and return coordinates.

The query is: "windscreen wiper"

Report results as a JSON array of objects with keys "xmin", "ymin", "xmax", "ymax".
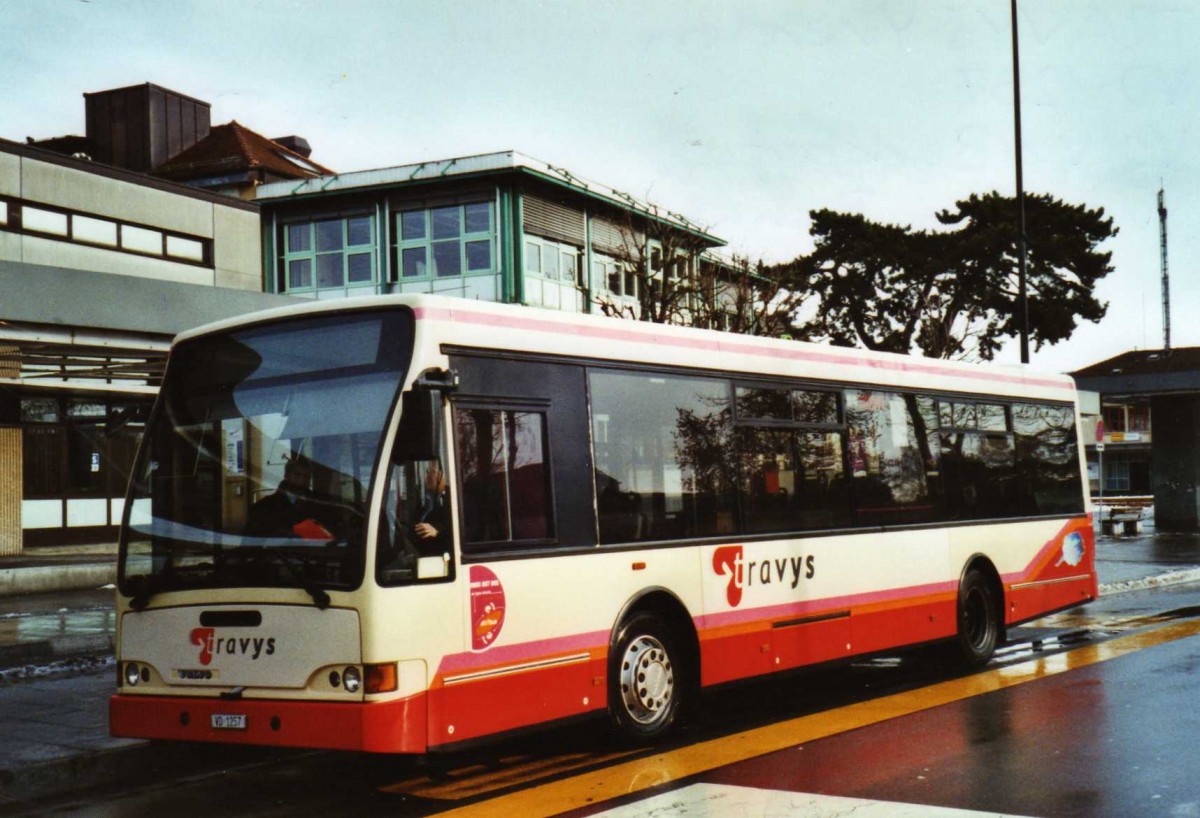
[{"xmin": 277, "ymin": 553, "xmax": 331, "ymax": 610}]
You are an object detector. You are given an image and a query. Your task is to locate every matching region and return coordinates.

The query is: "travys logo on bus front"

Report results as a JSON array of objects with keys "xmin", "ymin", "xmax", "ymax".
[
  {"xmin": 712, "ymin": 545, "xmax": 815, "ymax": 608},
  {"xmin": 189, "ymin": 627, "xmax": 276, "ymax": 666}
]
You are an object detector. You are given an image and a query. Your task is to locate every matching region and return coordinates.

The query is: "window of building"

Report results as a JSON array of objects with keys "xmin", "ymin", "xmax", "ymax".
[
  {"xmin": 524, "ymin": 234, "xmax": 582, "ymax": 287},
  {"xmin": 1104, "ymin": 460, "xmax": 1131, "ymax": 492},
  {"xmin": 396, "ymin": 202, "xmax": 494, "ymax": 280},
  {"xmin": 455, "ymin": 406, "xmax": 553, "ymax": 547},
  {"xmin": 1102, "ymin": 405, "xmax": 1126, "ymax": 434},
  {"xmin": 0, "ymin": 196, "xmax": 212, "ymax": 267},
  {"xmin": 1127, "ymin": 405, "xmax": 1150, "ymax": 433},
  {"xmin": 283, "ymin": 215, "xmax": 375, "ymax": 292}
]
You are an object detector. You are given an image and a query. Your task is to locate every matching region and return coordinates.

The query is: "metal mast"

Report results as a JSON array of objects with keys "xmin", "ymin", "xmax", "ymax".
[{"xmin": 1159, "ymin": 186, "xmax": 1170, "ymax": 351}]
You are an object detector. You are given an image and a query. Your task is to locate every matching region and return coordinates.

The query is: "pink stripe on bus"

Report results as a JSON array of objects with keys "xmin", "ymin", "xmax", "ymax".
[{"xmin": 412, "ymin": 306, "xmax": 1072, "ymax": 391}]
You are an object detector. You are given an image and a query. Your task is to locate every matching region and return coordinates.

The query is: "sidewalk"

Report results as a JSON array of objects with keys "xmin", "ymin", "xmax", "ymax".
[{"xmin": 1, "ymin": 525, "xmax": 1199, "ymax": 809}]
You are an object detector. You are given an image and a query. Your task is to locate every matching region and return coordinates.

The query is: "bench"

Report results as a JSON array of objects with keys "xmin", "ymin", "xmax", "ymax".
[{"xmin": 1100, "ymin": 506, "xmax": 1144, "ymax": 536}]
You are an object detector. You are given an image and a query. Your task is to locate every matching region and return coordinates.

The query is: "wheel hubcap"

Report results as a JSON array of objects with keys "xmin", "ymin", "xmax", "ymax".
[{"xmin": 619, "ymin": 635, "xmax": 674, "ymax": 725}]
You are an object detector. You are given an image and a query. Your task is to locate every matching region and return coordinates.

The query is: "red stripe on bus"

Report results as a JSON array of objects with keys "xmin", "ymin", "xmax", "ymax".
[{"xmin": 412, "ymin": 306, "xmax": 1074, "ymax": 391}]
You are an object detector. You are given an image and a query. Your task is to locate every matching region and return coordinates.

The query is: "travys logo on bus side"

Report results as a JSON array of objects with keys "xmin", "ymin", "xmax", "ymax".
[
  {"xmin": 189, "ymin": 627, "xmax": 276, "ymax": 666},
  {"xmin": 712, "ymin": 545, "xmax": 815, "ymax": 608}
]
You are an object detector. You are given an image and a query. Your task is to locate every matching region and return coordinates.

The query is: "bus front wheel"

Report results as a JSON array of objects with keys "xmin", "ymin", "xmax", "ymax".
[
  {"xmin": 609, "ymin": 612, "xmax": 686, "ymax": 743},
  {"xmin": 954, "ymin": 567, "xmax": 1000, "ymax": 668}
]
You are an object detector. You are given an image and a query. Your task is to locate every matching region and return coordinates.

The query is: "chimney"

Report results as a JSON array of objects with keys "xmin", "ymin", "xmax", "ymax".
[
  {"xmin": 83, "ymin": 83, "xmax": 211, "ymax": 172},
  {"xmin": 272, "ymin": 135, "xmax": 312, "ymax": 158}
]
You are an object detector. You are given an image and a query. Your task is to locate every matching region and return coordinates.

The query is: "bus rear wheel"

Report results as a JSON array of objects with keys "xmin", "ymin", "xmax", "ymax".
[
  {"xmin": 609, "ymin": 612, "xmax": 686, "ymax": 743},
  {"xmin": 954, "ymin": 567, "xmax": 1000, "ymax": 668}
]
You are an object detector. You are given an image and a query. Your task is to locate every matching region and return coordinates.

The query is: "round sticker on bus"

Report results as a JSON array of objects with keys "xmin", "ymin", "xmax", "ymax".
[{"xmin": 469, "ymin": 565, "xmax": 506, "ymax": 650}]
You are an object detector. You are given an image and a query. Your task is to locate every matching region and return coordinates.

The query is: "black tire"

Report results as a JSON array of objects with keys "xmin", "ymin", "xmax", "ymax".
[
  {"xmin": 954, "ymin": 567, "xmax": 1000, "ymax": 669},
  {"xmin": 608, "ymin": 612, "xmax": 687, "ymax": 743}
]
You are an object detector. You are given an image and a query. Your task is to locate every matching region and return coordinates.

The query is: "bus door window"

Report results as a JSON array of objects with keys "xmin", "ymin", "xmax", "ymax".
[{"xmin": 377, "ymin": 411, "xmax": 454, "ymax": 585}]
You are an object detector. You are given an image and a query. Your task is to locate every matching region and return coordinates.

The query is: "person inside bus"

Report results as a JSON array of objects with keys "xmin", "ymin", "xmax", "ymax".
[
  {"xmin": 409, "ymin": 460, "xmax": 451, "ymax": 552},
  {"xmin": 245, "ymin": 455, "xmax": 332, "ymax": 540}
]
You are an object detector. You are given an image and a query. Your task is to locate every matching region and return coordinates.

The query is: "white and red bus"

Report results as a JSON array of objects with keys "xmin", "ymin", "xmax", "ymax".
[{"xmin": 110, "ymin": 294, "xmax": 1095, "ymax": 753}]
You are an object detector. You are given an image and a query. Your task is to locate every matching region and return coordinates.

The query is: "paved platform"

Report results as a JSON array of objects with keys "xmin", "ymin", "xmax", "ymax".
[{"xmin": 0, "ymin": 522, "xmax": 1198, "ymax": 809}]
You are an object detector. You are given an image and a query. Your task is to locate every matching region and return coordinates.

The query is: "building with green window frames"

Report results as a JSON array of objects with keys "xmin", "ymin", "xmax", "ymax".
[{"xmin": 255, "ymin": 150, "xmax": 728, "ymax": 318}]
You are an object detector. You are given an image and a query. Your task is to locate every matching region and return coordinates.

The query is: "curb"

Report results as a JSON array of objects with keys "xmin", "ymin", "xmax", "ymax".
[
  {"xmin": 0, "ymin": 565, "xmax": 117, "ymax": 597},
  {"xmin": 0, "ymin": 634, "xmax": 114, "ymax": 670}
]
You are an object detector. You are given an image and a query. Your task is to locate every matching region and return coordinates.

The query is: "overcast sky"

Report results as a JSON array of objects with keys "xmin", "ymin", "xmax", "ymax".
[{"xmin": 4, "ymin": 0, "xmax": 1196, "ymax": 374}]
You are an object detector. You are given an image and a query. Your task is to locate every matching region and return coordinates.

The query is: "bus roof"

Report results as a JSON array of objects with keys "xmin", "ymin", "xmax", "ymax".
[{"xmin": 174, "ymin": 294, "xmax": 1077, "ymax": 403}]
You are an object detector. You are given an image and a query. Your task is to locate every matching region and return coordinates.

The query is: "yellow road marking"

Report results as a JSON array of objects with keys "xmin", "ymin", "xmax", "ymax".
[
  {"xmin": 436, "ymin": 617, "xmax": 1200, "ymax": 818},
  {"xmin": 380, "ymin": 749, "xmax": 639, "ymax": 800}
]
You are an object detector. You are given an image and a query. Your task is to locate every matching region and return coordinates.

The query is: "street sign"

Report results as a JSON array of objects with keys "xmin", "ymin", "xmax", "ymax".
[
  {"xmin": 1095, "ymin": 418, "xmax": 1105, "ymax": 443},
  {"xmin": 1096, "ymin": 443, "xmax": 1106, "ymax": 452}
]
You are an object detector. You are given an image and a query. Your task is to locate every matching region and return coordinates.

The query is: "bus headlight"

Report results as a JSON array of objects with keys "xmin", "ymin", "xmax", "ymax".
[
  {"xmin": 124, "ymin": 663, "xmax": 141, "ymax": 687},
  {"xmin": 342, "ymin": 666, "xmax": 361, "ymax": 693}
]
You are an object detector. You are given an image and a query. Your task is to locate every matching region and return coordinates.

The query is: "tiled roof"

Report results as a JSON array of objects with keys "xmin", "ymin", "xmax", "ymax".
[
  {"xmin": 152, "ymin": 121, "xmax": 333, "ymax": 181},
  {"xmin": 1071, "ymin": 348, "xmax": 1200, "ymax": 378}
]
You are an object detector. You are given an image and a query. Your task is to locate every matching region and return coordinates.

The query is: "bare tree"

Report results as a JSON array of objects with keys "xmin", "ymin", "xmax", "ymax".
[{"xmin": 593, "ymin": 206, "xmax": 806, "ymax": 338}]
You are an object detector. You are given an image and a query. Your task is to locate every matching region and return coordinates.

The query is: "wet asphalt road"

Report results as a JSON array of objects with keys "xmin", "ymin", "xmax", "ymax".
[{"xmin": 7, "ymin": 581, "xmax": 1200, "ymax": 817}]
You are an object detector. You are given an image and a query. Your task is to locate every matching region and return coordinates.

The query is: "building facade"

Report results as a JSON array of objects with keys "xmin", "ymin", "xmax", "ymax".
[
  {"xmin": 0, "ymin": 137, "xmax": 294, "ymax": 551},
  {"xmin": 255, "ymin": 151, "xmax": 729, "ymax": 320}
]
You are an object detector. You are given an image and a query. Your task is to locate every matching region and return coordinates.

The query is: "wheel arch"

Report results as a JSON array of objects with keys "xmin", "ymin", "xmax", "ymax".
[
  {"xmin": 609, "ymin": 587, "xmax": 701, "ymax": 687},
  {"xmin": 959, "ymin": 553, "xmax": 1006, "ymax": 637}
]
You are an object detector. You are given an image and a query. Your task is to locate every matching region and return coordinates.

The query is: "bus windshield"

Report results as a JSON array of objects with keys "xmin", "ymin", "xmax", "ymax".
[{"xmin": 119, "ymin": 308, "xmax": 414, "ymax": 601}]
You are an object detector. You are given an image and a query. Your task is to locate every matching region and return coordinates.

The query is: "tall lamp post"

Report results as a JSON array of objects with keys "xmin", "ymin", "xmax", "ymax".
[{"xmin": 1011, "ymin": 0, "xmax": 1030, "ymax": 364}]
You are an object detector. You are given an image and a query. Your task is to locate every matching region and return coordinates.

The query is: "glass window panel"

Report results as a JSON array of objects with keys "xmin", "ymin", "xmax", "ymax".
[
  {"xmin": 591, "ymin": 370, "xmax": 734, "ymax": 543},
  {"xmin": 0, "ymin": 201, "xmax": 7, "ymax": 225},
  {"xmin": 525, "ymin": 242, "xmax": 541, "ymax": 273},
  {"xmin": 22, "ymin": 207, "xmax": 69, "ymax": 236},
  {"xmin": 347, "ymin": 252, "xmax": 373, "ymax": 283},
  {"xmin": 122, "ymin": 225, "xmax": 163, "ymax": 254},
  {"xmin": 466, "ymin": 240, "xmax": 491, "ymax": 271},
  {"xmin": 739, "ymin": 428, "xmax": 849, "ymax": 532},
  {"xmin": 939, "ymin": 430, "xmax": 1017, "ymax": 521},
  {"xmin": 347, "ymin": 217, "xmax": 372, "ymax": 247},
  {"xmin": 401, "ymin": 211, "xmax": 426, "ymax": 241},
  {"xmin": 315, "ymin": 220, "xmax": 343, "ymax": 252},
  {"xmin": 1012, "ymin": 403, "xmax": 1083, "ymax": 515},
  {"xmin": 402, "ymin": 247, "xmax": 427, "ymax": 278},
  {"xmin": 68, "ymin": 401, "xmax": 107, "ymax": 419},
  {"xmin": 287, "ymin": 223, "xmax": 311, "ymax": 252},
  {"xmin": 464, "ymin": 202, "xmax": 491, "ymax": 234},
  {"xmin": 561, "ymin": 251, "xmax": 578, "ymax": 283},
  {"xmin": 794, "ymin": 391, "xmax": 839, "ymax": 424},
  {"xmin": 737, "ymin": 387, "xmax": 792, "ymax": 421},
  {"xmin": 73, "ymin": 215, "xmax": 118, "ymax": 246},
  {"xmin": 23, "ymin": 426, "xmax": 64, "ymax": 496},
  {"xmin": 508, "ymin": 412, "xmax": 552, "ymax": 540},
  {"xmin": 433, "ymin": 241, "xmax": 461, "ymax": 276},
  {"xmin": 542, "ymin": 246, "xmax": 559, "ymax": 279},
  {"xmin": 454, "ymin": 408, "xmax": 553, "ymax": 546},
  {"xmin": 21, "ymin": 398, "xmax": 60, "ymax": 424},
  {"xmin": 978, "ymin": 404, "xmax": 1007, "ymax": 432},
  {"xmin": 316, "ymin": 253, "xmax": 343, "ymax": 288},
  {"xmin": 166, "ymin": 235, "xmax": 204, "ymax": 262},
  {"xmin": 431, "ymin": 207, "xmax": 460, "ymax": 240},
  {"xmin": 846, "ymin": 390, "xmax": 936, "ymax": 525},
  {"xmin": 288, "ymin": 258, "xmax": 312, "ymax": 289}
]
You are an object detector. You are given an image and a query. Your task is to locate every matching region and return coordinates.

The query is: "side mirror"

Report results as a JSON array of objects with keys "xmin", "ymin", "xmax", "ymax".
[
  {"xmin": 393, "ymin": 368, "xmax": 458, "ymax": 462},
  {"xmin": 394, "ymin": 388, "xmax": 442, "ymax": 461}
]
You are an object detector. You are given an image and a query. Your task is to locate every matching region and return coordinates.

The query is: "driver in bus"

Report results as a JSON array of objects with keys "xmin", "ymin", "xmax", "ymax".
[
  {"xmin": 245, "ymin": 455, "xmax": 332, "ymax": 540},
  {"xmin": 410, "ymin": 460, "xmax": 450, "ymax": 551}
]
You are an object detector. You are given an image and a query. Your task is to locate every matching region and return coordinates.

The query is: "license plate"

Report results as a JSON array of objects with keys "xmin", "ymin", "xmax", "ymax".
[{"xmin": 211, "ymin": 714, "xmax": 247, "ymax": 730}]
